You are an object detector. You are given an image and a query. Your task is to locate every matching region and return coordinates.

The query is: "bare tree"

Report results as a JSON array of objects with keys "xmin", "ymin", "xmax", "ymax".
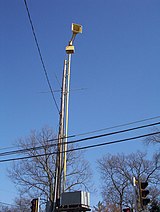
[
  {"xmin": 0, "ymin": 196, "xmax": 36, "ymax": 212},
  {"xmin": 98, "ymin": 154, "xmax": 130, "ymax": 211},
  {"xmin": 92, "ymin": 201, "xmax": 105, "ymax": 212},
  {"xmin": 92, "ymin": 202, "xmax": 120, "ymax": 212},
  {"xmin": 146, "ymin": 128, "xmax": 160, "ymax": 144},
  {"xmin": 8, "ymin": 127, "xmax": 92, "ymax": 206},
  {"xmin": 14, "ymin": 196, "xmax": 31, "ymax": 211},
  {"xmin": 98, "ymin": 151, "xmax": 160, "ymax": 211}
]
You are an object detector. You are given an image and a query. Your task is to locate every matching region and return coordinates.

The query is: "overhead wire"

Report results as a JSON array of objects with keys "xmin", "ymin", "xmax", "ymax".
[
  {"xmin": 66, "ymin": 131, "xmax": 160, "ymax": 153},
  {"xmin": 0, "ymin": 131, "xmax": 159, "ymax": 163},
  {"xmin": 1, "ymin": 115, "xmax": 160, "ymax": 152},
  {"xmin": 0, "ymin": 135, "xmax": 75, "ymax": 157},
  {"xmin": 75, "ymin": 115, "xmax": 160, "ymax": 137},
  {"xmin": 0, "ymin": 120, "xmax": 160, "ymax": 158},
  {"xmin": 0, "ymin": 201, "xmax": 17, "ymax": 207},
  {"xmin": 38, "ymin": 88, "xmax": 88, "ymax": 94},
  {"xmin": 23, "ymin": 0, "xmax": 60, "ymax": 112}
]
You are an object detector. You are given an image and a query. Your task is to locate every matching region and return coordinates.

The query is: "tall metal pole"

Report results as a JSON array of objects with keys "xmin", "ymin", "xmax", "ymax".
[
  {"xmin": 53, "ymin": 23, "xmax": 82, "ymax": 212},
  {"xmin": 63, "ymin": 53, "xmax": 72, "ymax": 192},
  {"xmin": 62, "ymin": 23, "xmax": 82, "ymax": 193}
]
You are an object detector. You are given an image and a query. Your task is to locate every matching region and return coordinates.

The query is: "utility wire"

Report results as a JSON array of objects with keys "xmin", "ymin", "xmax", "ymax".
[
  {"xmin": 0, "ymin": 120, "xmax": 160, "ymax": 158},
  {"xmin": 1, "ymin": 115, "xmax": 160, "ymax": 152},
  {"xmin": 38, "ymin": 88, "xmax": 87, "ymax": 94},
  {"xmin": 0, "ymin": 202, "xmax": 17, "ymax": 207},
  {"xmin": 0, "ymin": 134, "xmax": 75, "ymax": 156},
  {"xmin": 75, "ymin": 115, "xmax": 160, "ymax": 137},
  {"xmin": 66, "ymin": 131, "xmax": 160, "ymax": 153},
  {"xmin": 0, "ymin": 131, "xmax": 159, "ymax": 163},
  {"xmin": 23, "ymin": 0, "xmax": 59, "ymax": 112}
]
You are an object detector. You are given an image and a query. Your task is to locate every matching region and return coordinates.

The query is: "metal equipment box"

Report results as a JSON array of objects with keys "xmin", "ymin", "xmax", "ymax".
[{"xmin": 61, "ymin": 191, "xmax": 90, "ymax": 208}]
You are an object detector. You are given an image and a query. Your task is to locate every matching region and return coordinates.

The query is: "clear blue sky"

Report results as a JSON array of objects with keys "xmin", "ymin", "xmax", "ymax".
[{"xmin": 0, "ymin": 0, "xmax": 160, "ymax": 207}]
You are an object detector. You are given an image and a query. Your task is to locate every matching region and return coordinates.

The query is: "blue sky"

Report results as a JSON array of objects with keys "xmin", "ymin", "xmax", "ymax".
[{"xmin": 0, "ymin": 0, "xmax": 160, "ymax": 207}]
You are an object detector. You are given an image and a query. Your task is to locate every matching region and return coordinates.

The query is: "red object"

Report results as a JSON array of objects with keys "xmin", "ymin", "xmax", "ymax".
[{"xmin": 123, "ymin": 208, "xmax": 130, "ymax": 212}]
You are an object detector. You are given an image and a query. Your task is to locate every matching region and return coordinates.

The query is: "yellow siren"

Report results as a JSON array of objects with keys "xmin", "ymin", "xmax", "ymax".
[{"xmin": 72, "ymin": 23, "xmax": 82, "ymax": 34}]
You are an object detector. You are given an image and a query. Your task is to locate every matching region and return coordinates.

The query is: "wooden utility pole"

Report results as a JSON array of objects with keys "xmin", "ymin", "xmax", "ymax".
[{"xmin": 53, "ymin": 60, "xmax": 67, "ymax": 211}]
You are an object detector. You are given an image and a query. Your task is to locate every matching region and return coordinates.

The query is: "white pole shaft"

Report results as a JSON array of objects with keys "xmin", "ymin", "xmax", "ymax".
[{"xmin": 63, "ymin": 53, "xmax": 71, "ymax": 192}]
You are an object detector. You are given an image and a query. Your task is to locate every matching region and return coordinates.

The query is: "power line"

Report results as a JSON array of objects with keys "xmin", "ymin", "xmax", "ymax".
[
  {"xmin": 38, "ymin": 88, "xmax": 88, "ymax": 94},
  {"xmin": 0, "ymin": 135, "xmax": 75, "ymax": 157},
  {"xmin": 1, "ymin": 115, "xmax": 160, "ymax": 152},
  {"xmin": 0, "ymin": 131, "xmax": 159, "ymax": 163},
  {"xmin": 23, "ymin": 0, "xmax": 59, "ymax": 112},
  {"xmin": 66, "ymin": 131, "xmax": 160, "ymax": 153},
  {"xmin": 0, "ymin": 201, "xmax": 17, "ymax": 207},
  {"xmin": 0, "ymin": 120, "xmax": 160, "ymax": 158},
  {"xmin": 0, "ymin": 120, "xmax": 160, "ymax": 157},
  {"xmin": 75, "ymin": 115, "xmax": 160, "ymax": 137},
  {"xmin": 0, "ymin": 134, "xmax": 75, "ymax": 152}
]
